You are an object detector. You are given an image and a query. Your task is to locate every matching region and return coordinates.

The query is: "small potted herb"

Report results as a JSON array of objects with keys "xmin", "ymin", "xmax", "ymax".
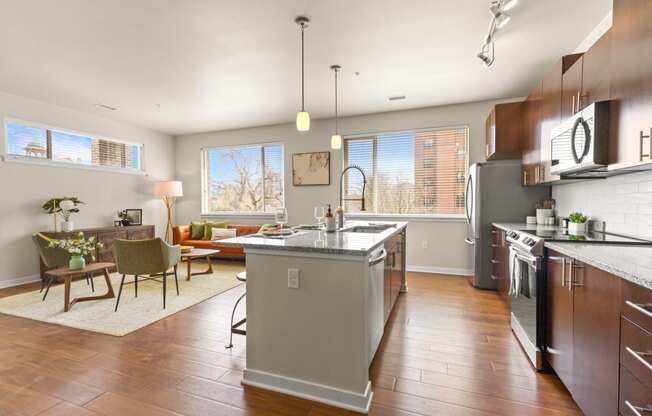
[{"xmin": 568, "ymin": 212, "xmax": 588, "ymax": 235}]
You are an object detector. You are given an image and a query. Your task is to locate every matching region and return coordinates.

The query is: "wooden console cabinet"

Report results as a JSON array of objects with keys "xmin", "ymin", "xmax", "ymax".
[{"xmin": 39, "ymin": 225, "xmax": 155, "ymax": 281}]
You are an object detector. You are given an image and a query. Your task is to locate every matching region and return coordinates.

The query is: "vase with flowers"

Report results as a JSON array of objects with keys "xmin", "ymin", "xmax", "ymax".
[{"xmin": 48, "ymin": 232, "xmax": 103, "ymax": 270}]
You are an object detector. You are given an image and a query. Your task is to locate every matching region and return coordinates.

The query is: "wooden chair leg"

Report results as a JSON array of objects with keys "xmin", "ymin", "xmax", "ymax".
[
  {"xmin": 89, "ymin": 273, "xmax": 95, "ymax": 292},
  {"xmin": 163, "ymin": 271, "xmax": 167, "ymax": 309},
  {"xmin": 40, "ymin": 278, "xmax": 45, "ymax": 293},
  {"xmin": 114, "ymin": 274, "xmax": 126, "ymax": 312},
  {"xmin": 174, "ymin": 266, "xmax": 179, "ymax": 296},
  {"xmin": 134, "ymin": 274, "xmax": 138, "ymax": 298}
]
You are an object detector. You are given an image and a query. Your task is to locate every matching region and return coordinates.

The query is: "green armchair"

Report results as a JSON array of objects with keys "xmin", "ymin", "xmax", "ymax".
[
  {"xmin": 32, "ymin": 233, "xmax": 95, "ymax": 301},
  {"xmin": 113, "ymin": 238, "xmax": 182, "ymax": 311}
]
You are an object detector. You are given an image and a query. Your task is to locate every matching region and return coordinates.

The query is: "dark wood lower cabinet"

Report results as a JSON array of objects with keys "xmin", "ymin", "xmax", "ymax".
[
  {"xmin": 40, "ymin": 225, "xmax": 155, "ymax": 280},
  {"xmin": 546, "ymin": 251, "xmax": 574, "ymax": 390},
  {"xmin": 383, "ymin": 230, "xmax": 404, "ymax": 323},
  {"xmin": 491, "ymin": 226, "xmax": 510, "ymax": 306},
  {"xmin": 547, "ymin": 250, "xmax": 652, "ymax": 416},
  {"xmin": 571, "ymin": 262, "xmax": 621, "ymax": 416}
]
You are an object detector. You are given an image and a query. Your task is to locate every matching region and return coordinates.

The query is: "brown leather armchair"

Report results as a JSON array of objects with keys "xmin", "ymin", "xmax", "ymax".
[{"xmin": 173, "ymin": 224, "xmax": 261, "ymax": 258}]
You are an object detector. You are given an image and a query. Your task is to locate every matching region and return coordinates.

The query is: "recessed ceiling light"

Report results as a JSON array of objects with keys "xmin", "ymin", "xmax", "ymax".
[
  {"xmin": 354, "ymin": 71, "xmax": 361, "ymax": 76},
  {"xmin": 388, "ymin": 95, "xmax": 406, "ymax": 101},
  {"xmin": 95, "ymin": 103, "xmax": 118, "ymax": 111}
]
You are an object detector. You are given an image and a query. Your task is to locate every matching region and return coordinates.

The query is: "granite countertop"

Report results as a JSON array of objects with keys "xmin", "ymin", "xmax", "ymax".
[
  {"xmin": 492, "ymin": 222, "xmax": 652, "ymax": 290},
  {"xmin": 218, "ymin": 221, "xmax": 407, "ymax": 257}
]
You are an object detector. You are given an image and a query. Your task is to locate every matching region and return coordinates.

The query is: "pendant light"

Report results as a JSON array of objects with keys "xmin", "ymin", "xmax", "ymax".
[
  {"xmin": 295, "ymin": 16, "xmax": 311, "ymax": 132},
  {"xmin": 330, "ymin": 65, "xmax": 342, "ymax": 150}
]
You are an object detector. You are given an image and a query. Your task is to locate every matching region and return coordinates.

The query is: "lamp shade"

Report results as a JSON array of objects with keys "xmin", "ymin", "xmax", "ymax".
[
  {"xmin": 330, "ymin": 134, "xmax": 342, "ymax": 150},
  {"xmin": 154, "ymin": 181, "xmax": 183, "ymax": 198},
  {"xmin": 296, "ymin": 111, "xmax": 310, "ymax": 132}
]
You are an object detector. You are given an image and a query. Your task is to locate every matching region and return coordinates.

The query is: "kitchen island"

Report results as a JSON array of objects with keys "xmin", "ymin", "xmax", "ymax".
[{"xmin": 218, "ymin": 221, "xmax": 407, "ymax": 413}]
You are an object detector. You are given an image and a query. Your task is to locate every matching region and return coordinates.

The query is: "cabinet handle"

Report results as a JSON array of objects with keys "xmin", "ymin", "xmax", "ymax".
[
  {"xmin": 572, "ymin": 95, "xmax": 576, "ymax": 115},
  {"xmin": 561, "ymin": 258, "xmax": 566, "ymax": 286},
  {"xmin": 626, "ymin": 300, "xmax": 652, "ymax": 319},
  {"xmin": 491, "ymin": 244, "xmax": 500, "ymax": 248},
  {"xmin": 576, "ymin": 91, "xmax": 581, "ymax": 112},
  {"xmin": 523, "ymin": 170, "xmax": 528, "ymax": 186},
  {"xmin": 570, "ymin": 261, "xmax": 584, "ymax": 287},
  {"xmin": 640, "ymin": 129, "xmax": 652, "ymax": 162},
  {"xmin": 624, "ymin": 401, "xmax": 652, "ymax": 416},
  {"xmin": 486, "ymin": 143, "xmax": 490, "ymax": 158},
  {"xmin": 490, "ymin": 259, "xmax": 500, "ymax": 264},
  {"xmin": 625, "ymin": 347, "xmax": 652, "ymax": 371}
]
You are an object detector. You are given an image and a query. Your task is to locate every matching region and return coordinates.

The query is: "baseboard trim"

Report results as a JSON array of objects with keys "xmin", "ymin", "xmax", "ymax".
[
  {"xmin": 0, "ymin": 274, "xmax": 41, "ymax": 289},
  {"xmin": 242, "ymin": 368, "xmax": 373, "ymax": 414},
  {"xmin": 406, "ymin": 265, "xmax": 472, "ymax": 276}
]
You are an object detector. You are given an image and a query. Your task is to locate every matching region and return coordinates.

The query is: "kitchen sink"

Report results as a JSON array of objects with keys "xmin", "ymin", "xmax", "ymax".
[{"xmin": 343, "ymin": 224, "xmax": 396, "ymax": 233}]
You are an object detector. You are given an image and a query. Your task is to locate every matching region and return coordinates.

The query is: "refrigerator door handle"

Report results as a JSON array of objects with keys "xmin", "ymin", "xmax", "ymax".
[{"xmin": 465, "ymin": 175, "xmax": 473, "ymax": 225}]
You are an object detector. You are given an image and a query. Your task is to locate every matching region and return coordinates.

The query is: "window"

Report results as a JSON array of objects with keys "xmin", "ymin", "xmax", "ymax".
[
  {"xmin": 424, "ymin": 139, "xmax": 433, "ymax": 148},
  {"xmin": 4, "ymin": 120, "xmax": 143, "ymax": 171},
  {"xmin": 343, "ymin": 127, "xmax": 468, "ymax": 216},
  {"xmin": 202, "ymin": 143, "xmax": 284, "ymax": 214}
]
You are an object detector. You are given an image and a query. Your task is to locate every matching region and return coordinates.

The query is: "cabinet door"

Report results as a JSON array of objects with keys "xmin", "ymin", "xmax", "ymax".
[
  {"xmin": 546, "ymin": 252, "xmax": 573, "ymax": 389},
  {"xmin": 383, "ymin": 244, "xmax": 392, "ymax": 323},
  {"xmin": 522, "ymin": 83, "xmax": 543, "ymax": 185},
  {"xmin": 539, "ymin": 61, "xmax": 563, "ymax": 183},
  {"xmin": 391, "ymin": 238, "xmax": 403, "ymax": 307},
  {"xmin": 97, "ymin": 230, "xmax": 128, "ymax": 263},
  {"xmin": 581, "ymin": 29, "xmax": 611, "ymax": 110},
  {"xmin": 571, "ymin": 261, "xmax": 621, "ymax": 416},
  {"xmin": 127, "ymin": 226, "xmax": 154, "ymax": 240},
  {"xmin": 485, "ymin": 107, "xmax": 496, "ymax": 160},
  {"xmin": 610, "ymin": 0, "xmax": 652, "ymax": 167},
  {"xmin": 561, "ymin": 57, "xmax": 583, "ymax": 120}
]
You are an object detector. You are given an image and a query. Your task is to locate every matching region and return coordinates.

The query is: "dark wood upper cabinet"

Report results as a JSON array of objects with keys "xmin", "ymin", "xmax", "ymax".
[
  {"xmin": 581, "ymin": 29, "xmax": 612, "ymax": 110},
  {"xmin": 571, "ymin": 261, "xmax": 621, "ymax": 416},
  {"xmin": 485, "ymin": 102, "xmax": 525, "ymax": 160},
  {"xmin": 522, "ymin": 82, "xmax": 543, "ymax": 185},
  {"xmin": 546, "ymin": 251, "xmax": 574, "ymax": 390},
  {"xmin": 610, "ymin": 0, "xmax": 652, "ymax": 168},
  {"xmin": 561, "ymin": 57, "xmax": 584, "ymax": 120}
]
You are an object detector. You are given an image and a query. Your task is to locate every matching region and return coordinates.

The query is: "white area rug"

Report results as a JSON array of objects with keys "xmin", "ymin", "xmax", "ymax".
[{"xmin": 0, "ymin": 262, "xmax": 244, "ymax": 336}]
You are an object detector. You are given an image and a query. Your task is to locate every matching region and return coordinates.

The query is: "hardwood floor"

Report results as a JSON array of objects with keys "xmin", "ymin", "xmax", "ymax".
[{"xmin": 0, "ymin": 268, "xmax": 580, "ymax": 416}]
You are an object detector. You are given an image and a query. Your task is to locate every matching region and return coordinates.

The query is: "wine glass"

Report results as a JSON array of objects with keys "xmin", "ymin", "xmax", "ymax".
[
  {"xmin": 314, "ymin": 206, "xmax": 325, "ymax": 228},
  {"xmin": 275, "ymin": 208, "xmax": 288, "ymax": 229}
]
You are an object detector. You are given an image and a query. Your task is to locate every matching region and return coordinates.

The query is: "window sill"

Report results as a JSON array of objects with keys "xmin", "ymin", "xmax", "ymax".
[
  {"xmin": 345, "ymin": 213, "xmax": 466, "ymax": 222},
  {"xmin": 201, "ymin": 212, "xmax": 276, "ymax": 221},
  {"xmin": 1, "ymin": 154, "xmax": 146, "ymax": 176}
]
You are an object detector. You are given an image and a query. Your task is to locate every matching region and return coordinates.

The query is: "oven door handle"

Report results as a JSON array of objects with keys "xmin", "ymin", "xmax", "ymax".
[{"xmin": 514, "ymin": 251, "xmax": 537, "ymax": 268}]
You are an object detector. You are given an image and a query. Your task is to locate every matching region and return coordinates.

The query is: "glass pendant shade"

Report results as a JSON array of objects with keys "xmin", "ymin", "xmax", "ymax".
[
  {"xmin": 296, "ymin": 111, "xmax": 310, "ymax": 132},
  {"xmin": 330, "ymin": 134, "xmax": 342, "ymax": 150}
]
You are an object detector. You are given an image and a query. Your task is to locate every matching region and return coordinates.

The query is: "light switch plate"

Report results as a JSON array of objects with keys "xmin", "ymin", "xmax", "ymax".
[{"xmin": 288, "ymin": 268, "xmax": 300, "ymax": 289}]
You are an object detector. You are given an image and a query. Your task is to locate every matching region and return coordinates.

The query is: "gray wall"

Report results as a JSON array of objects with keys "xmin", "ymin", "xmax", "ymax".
[
  {"xmin": 0, "ymin": 91, "xmax": 175, "ymax": 287},
  {"xmin": 553, "ymin": 170, "xmax": 652, "ymax": 239},
  {"xmin": 175, "ymin": 98, "xmax": 520, "ymax": 274}
]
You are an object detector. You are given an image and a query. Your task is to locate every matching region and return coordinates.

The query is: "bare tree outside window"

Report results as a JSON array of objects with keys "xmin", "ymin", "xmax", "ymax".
[{"xmin": 203, "ymin": 144, "xmax": 284, "ymax": 213}]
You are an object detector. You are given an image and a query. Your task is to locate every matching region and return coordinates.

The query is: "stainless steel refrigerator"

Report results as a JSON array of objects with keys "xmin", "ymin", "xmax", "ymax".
[{"xmin": 464, "ymin": 160, "xmax": 550, "ymax": 289}]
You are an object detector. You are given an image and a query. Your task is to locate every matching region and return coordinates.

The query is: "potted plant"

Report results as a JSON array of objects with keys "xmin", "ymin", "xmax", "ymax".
[
  {"xmin": 42, "ymin": 197, "xmax": 84, "ymax": 232},
  {"xmin": 48, "ymin": 232, "xmax": 103, "ymax": 270},
  {"xmin": 568, "ymin": 212, "xmax": 588, "ymax": 235}
]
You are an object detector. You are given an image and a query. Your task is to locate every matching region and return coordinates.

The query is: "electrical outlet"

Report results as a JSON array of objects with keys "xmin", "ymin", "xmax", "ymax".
[
  {"xmin": 422, "ymin": 240, "xmax": 428, "ymax": 249},
  {"xmin": 288, "ymin": 268, "xmax": 300, "ymax": 289}
]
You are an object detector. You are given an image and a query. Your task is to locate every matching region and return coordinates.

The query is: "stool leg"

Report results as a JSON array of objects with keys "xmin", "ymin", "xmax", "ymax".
[
  {"xmin": 114, "ymin": 274, "xmax": 126, "ymax": 312},
  {"xmin": 226, "ymin": 292, "xmax": 246, "ymax": 349}
]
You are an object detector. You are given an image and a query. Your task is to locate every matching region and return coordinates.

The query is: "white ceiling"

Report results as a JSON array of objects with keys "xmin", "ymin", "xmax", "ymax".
[{"xmin": 0, "ymin": 0, "xmax": 612, "ymax": 136}]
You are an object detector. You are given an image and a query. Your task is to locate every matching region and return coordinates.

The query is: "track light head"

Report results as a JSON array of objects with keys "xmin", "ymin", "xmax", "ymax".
[
  {"xmin": 477, "ymin": 50, "xmax": 494, "ymax": 67},
  {"xmin": 502, "ymin": 0, "xmax": 518, "ymax": 12},
  {"xmin": 495, "ymin": 12, "xmax": 511, "ymax": 29}
]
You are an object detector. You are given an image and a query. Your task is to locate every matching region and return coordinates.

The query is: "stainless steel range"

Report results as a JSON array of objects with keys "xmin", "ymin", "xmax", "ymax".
[
  {"xmin": 504, "ymin": 227, "xmax": 652, "ymax": 370},
  {"xmin": 505, "ymin": 229, "xmax": 546, "ymax": 370}
]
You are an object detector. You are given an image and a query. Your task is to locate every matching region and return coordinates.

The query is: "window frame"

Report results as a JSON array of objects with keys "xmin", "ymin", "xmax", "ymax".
[
  {"xmin": 200, "ymin": 141, "xmax": 286, "ymax": 217},
  {"xmin": 2, "ymin": 118, "xmax": 145, "ymax": 175},
  {"xmin": 342, "ymin": 125, "xmax": 469, "ymax": 221}
]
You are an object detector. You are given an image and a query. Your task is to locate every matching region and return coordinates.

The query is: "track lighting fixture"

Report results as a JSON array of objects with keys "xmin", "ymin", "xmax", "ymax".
[{"xmin": 477, "ymin": 0, "xmax": 517, "ymax": 67}]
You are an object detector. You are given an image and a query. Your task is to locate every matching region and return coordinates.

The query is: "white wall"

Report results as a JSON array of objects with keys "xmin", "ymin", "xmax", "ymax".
[
  {"xmin": 553, "ymin": 171, "xmax": 652, "ymax": 240},
  {"xmin": 175, "ymin": 98, "xmax": 520, "ymax": 274},
  {"xmin": 0, "ymin": 91, "xmax": 175, "ymax": 287}
]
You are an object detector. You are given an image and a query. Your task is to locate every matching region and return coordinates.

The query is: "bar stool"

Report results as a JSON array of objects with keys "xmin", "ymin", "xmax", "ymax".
[{"xmin": 225, "ymin": 271, "xmax": 247, "ymax": 349}]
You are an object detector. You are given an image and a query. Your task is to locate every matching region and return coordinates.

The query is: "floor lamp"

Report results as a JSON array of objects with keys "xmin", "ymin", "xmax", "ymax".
[{"xmin": 154, "ymin": 181, "xmax": 183, "ymax": 243}]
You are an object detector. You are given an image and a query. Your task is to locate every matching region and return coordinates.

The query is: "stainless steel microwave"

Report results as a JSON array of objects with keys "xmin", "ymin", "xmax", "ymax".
[{"xmin": 550, "ymin": 101, "xmax": 610, "ymax": 177}]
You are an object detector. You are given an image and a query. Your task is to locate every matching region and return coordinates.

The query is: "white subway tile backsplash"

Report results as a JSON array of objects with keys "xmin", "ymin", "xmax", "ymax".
[{"xmin": 552, "ymin": 170, "xmax": 652, "ymax": 240}]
